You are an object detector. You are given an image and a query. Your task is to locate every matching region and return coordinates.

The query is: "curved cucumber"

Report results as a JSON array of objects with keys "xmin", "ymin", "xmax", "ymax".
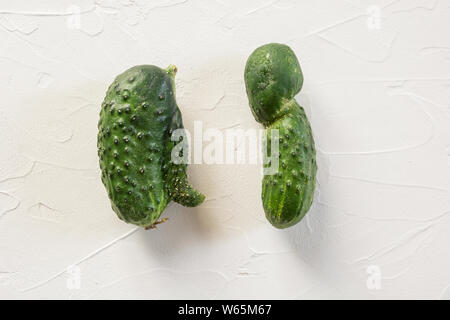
[
  {"xmin": 244, "ymin": 43, "xmax": 317, "ymax": 229},
  {"xmin": 97, "ymin": 65, "xmax": 204, "ymax": 229}
]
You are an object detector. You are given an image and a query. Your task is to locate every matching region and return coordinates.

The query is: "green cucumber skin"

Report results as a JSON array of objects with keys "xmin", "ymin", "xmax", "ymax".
[
  {"xmin": 164, "ymin": 108, "xmax": 206, "ymax": 207},
  {"xmin": 245, "ymin": 43, "xmax": 317, "ymax": 229},
  {"xmin": 97, "ymin": 65, "xmax": 204, "ymax": 228}
]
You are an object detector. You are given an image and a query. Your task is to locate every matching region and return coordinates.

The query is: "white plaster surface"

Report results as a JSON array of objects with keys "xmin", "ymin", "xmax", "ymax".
[{"xmin": 0, "ymin": 0, "xmax": 449, "ymax": 300}]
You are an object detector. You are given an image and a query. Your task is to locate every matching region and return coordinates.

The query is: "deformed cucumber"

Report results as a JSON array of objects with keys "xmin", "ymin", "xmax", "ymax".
[
  {"xmin": 97, "ymin": 65, "xmax": 204, "ymax": 229},
  {"xmin": 244, "ymin": 43, "xmax": 317, "ymax": 229}
]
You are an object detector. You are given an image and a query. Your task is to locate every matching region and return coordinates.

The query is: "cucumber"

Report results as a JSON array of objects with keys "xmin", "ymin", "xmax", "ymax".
[
  {"xmin": 97, "ymin": 65, "xmax": 204, "ymax": 229},
  {"xmin": 244, "ymin": 43, "xmax": 317, "ymax": 229}
]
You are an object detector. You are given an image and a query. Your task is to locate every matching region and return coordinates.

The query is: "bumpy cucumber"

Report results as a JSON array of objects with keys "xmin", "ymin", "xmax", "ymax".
[
  {"xmin": 244, "ymin": 43, "xmax": 317, "ymax": 229},
  {"xmin": 97, "ymin": 65, "xmax": 204, "ymax": 229}
]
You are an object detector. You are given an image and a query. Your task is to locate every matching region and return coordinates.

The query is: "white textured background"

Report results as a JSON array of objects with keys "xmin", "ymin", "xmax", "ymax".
[{"xmin": 0, "ymin": 0, "xmax": 449, "ymax": 300}]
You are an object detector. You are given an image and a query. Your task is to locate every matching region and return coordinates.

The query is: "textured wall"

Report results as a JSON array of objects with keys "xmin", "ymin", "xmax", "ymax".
[{"xmin": 0, "ymin": 0, "xmax": 449, "ymax": 299}]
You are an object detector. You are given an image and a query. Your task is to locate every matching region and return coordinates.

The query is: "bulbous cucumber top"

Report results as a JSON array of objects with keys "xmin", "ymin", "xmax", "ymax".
[{"xmin": 244, "ymin": 43, "xmax": 303, "ymax": 124}]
